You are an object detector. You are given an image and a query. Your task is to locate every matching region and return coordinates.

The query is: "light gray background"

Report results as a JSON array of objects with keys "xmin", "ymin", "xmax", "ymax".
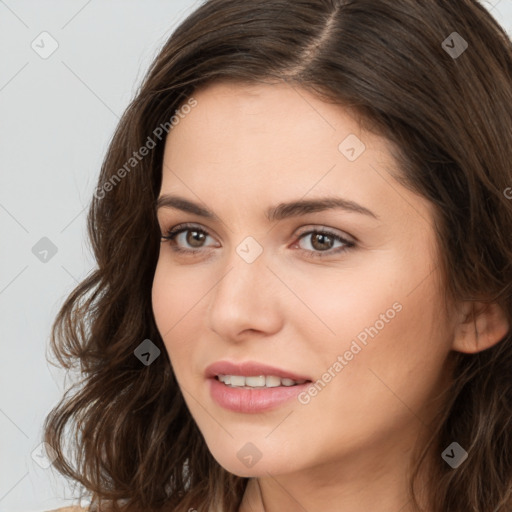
[{"xmin": 1, "ymin": 1, "xmax": 511, "ymax": 511}]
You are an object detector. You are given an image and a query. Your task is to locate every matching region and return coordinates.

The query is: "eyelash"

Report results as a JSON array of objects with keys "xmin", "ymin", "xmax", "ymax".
[{"xmin": 160, "ymin": 222, "xmax": 355, "ymax": 259}]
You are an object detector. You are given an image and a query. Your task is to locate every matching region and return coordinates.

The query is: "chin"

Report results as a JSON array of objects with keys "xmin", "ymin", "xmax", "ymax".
[{"xmin": 206, "ymin": 444, "xmax": 299, "ymax": 478}]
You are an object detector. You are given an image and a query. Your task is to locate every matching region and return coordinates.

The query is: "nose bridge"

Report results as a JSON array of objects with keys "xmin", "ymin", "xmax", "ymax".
[
  {"xmin": 215, "ymin": 239, "xmax": 269, "ymax": 305},
  {"xmin": 207, "ymin": 238, "xmax": 282, "ymax": 336}
]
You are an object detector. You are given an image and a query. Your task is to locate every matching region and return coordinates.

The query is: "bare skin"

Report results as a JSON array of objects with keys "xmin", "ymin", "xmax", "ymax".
[{"xmin": 151, "ymin": 81, "xmax": 509, "ymax": 512}]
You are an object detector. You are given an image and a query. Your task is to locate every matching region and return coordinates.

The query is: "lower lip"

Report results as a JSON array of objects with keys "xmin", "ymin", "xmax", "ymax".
[{"xmin": 208, "ymin": 377, "xmax": 311, "ymax": 413}]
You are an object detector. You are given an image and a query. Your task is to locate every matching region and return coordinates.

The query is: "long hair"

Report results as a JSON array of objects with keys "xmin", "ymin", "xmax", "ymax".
[{"xmin": 43, "ymin": 1, "xmax": 512, "ymax": 510}]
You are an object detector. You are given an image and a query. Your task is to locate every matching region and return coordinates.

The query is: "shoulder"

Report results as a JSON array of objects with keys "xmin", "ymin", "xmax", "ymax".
[{"xmin": 45, "ymin": 507, "xmax": 89, "ymax": 512}]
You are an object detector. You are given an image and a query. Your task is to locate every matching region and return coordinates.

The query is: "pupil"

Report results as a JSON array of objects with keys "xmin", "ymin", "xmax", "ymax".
[
  {"xmin": 187, "ymin": 230, "xmax": 205, "ymax": 247},
  {"xmin": 312, "ymin": 233, "xmax": 332, "ymax": 251}
]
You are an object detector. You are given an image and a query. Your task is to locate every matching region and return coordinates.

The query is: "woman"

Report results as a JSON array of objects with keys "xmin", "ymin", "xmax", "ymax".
[{"xmin": 43, "ymin": 0, "xmax": 512, "ymax": 511}]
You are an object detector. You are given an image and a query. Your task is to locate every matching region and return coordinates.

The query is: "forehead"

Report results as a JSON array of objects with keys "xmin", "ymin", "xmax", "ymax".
[
  {"xmin": 164, "ymin": 82, "xmax": 385, "ymax": 184},
  {"xmin": 160, "ymin": 81, "xmax": 434, "ymax": 232},
  {"xmin": 170, "ymin": 80, "xmax": 375, "ymax": 150}
]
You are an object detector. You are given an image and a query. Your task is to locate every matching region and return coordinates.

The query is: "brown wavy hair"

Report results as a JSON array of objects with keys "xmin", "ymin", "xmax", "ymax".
[{"xmin": 43, "ymin": 0, "xmax": 512, "ymax": 510}]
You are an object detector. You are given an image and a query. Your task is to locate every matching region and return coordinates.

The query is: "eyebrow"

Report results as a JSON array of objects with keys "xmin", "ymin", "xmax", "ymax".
[{"xmin": 155, "ymin": 194, "xmax": 379, "ymax": 222}]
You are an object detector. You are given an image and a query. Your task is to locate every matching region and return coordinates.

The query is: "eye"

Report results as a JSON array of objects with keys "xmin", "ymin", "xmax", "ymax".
[
  {"xmin": 293, "ymin": 228, "xmax": 355, "ymax": 258},
  {"xmin": 160, "ymin": 223, "xmax": 356, "ymax": 258},
  {"xmin": 161, "ymin": 223, "xmax": 218, "ymax": 254}
]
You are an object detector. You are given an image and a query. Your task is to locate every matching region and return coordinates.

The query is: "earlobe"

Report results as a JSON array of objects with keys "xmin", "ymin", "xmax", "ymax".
[{"xmin": 452, "ymin": 301, "xmax": 510, "ymax": 354}]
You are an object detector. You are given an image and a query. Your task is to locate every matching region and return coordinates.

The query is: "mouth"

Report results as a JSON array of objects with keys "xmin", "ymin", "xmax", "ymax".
[
  {"xmin": 205, "ymin": 360, "xmax": 313, "ymax": 383},
  {"xmin": 215, "ymin": 374, "xmax": 310, "ymax": 388},
  {"xmin": 205, "ymin": 361, "xmax": 314, "ymax": 413}
]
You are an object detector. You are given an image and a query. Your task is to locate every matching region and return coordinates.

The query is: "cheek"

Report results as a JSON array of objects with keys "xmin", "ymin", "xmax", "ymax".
[
  {"xmin": 151, "ymin": 255, "xmax": 203, "ymax": 334},
  {"xmin": 151, "ymin": 259, "xmax": 173, "ymax": 336},
  {"xmin": 151, "ymin": 256, "xmax": 210, "ymax": 376},
  {"xmin": 151, "ymin": 259, "xmax": 189, "ymax": 362},
  {"xmin": 279, "ymin": 257, "xmax": 403, "ymax": 355},
  {"xmin": 292, "ymin": 249, "xmax": 450, "ymax": 401}
]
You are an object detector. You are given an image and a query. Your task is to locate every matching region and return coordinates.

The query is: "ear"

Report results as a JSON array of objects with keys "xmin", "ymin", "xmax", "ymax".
[{"xmin": 452, "ymin": 301, "xmax": 510, "ymax": 354}]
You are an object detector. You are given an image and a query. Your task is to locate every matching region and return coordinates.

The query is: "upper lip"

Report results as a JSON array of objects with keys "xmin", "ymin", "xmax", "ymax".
[{"xmin": 205, "ymin": 360, "xmax": 312, "ymax": 382}]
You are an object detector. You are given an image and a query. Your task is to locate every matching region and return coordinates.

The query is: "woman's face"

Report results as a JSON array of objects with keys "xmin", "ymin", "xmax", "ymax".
[{"xmin": 152, "ymin": 81, "xmax": 456, "ymax": 479}]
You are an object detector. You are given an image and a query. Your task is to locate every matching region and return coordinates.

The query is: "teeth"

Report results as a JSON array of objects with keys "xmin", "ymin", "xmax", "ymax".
[
  {"xmin": 217, "ymin": 374, "xmax": 307, "ymax": 388},
  {"xmin": 245, "ymin": 376, "xmax": 266, "ymax": 387},
  {"xmin": 230, "ymin": 375, "xmax": 245, "ymax": 387},
  {"xmin": 265, "ymin": 375, "xmax": 281, "ymax": 387}
]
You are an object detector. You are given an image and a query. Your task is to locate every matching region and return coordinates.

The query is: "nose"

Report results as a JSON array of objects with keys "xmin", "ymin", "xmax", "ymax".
[{"xmin": 207, "ymin": 248, "xmax": 284, "ymax": 342}]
